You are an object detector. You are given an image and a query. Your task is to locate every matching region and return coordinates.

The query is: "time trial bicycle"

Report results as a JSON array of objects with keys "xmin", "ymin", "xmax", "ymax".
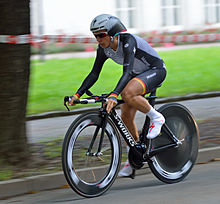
[{"xmin": 62, "ymin": 89, "xmax": 199, "ymax": 198}]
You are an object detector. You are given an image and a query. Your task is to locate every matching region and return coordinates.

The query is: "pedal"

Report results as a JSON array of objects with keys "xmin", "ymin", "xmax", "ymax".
[{"xmin": 130, "ymin": 169, "xmax": 136, "ymax": 179}]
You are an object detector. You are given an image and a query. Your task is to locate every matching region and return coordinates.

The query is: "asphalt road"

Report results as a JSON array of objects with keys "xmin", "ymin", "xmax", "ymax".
[
  {"xmin": 27, "ymin": 97, "xmax": 220, "ymax": 143},
  {"xmin": 2, "ymin": 161, "xmax": 220, "ymax": 204}
]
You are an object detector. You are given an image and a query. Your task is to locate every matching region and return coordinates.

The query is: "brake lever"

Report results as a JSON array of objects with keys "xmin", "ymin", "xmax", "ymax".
[{"xmin": 64, "ymin": 96, "xmax": 70, "ymax": 111}]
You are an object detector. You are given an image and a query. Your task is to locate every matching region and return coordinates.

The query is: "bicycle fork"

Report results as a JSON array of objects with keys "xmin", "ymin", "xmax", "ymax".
[{"xmin": 86, "ymin": 110, "xmax": 108, "ymax": 157}]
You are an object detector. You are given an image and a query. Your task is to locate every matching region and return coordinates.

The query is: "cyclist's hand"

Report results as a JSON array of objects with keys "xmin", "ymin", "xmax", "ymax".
[
  {"xmin": 106, "ymin": 98, "xmax": 118, "ymax": 113},
  {"xmin": 68, "ymin": 95, "xmax": 78, "ymax": 106}
]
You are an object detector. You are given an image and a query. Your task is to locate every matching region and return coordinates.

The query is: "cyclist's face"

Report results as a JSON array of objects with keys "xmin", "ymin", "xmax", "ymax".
[{"xmin": 93, "ymin": 30, "xmax": 111, "ymax": 48}]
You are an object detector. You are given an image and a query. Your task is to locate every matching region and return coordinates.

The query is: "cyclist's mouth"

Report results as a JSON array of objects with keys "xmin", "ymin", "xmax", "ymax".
[{"xmin": 99, "ymin": 43, "xmax": 109, "ymax": 48}]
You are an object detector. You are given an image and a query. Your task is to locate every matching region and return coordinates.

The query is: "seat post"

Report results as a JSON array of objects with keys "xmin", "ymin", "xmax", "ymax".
[
  {"xmin": 148, "ymin": 90, "xmax": 157, "ymax": 108},
  {"xmin": 140, "ymin": 89, "xmax": 157, "ymax": 143}
]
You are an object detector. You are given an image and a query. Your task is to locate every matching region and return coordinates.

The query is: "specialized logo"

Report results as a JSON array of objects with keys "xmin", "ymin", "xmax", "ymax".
[
  {"xmin": 133, "ymin": 47, "xmax": 136, "ymax": 53},
  {"xmin": 141, "ymin": 56, "xmax": 148, "ymax": 64},
  {"xmin": 123, "ymin": 63, "xmax": 130, "ymax": 66},
  {"xmin": 114, "ymin": 114, "xmax": 135, "ymax": 146},
  {"xmin": 147, "ymin": 73, "xmax": 156, "ymax": 79},
  {"xmin": 149, "ymin": 123, "xmax": 155, "ymax": 133},
  {"xmin": 124, "ymin": 43, "xmax": 129, "ymax": 48}
]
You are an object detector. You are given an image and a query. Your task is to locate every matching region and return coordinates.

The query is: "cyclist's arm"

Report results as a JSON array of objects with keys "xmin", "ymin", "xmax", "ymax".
[
  {"xmin": 111, "ymin": 34, "xmax": 137, "ymax": 97},
  {"xmin": 75, "ymin": 46, "xmax": 108, "ymax": 98}
]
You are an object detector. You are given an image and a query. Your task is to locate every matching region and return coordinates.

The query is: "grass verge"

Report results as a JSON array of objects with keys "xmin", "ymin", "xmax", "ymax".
[{"xmin": 28, "ymin": 46, "xmax": 220, "ymax": 115}]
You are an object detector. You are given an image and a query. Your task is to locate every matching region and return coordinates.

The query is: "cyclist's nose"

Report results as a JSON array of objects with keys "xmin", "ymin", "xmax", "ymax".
[{"xmin": 96, "ymin": 37, "xmax": 102, "ymax": 43}]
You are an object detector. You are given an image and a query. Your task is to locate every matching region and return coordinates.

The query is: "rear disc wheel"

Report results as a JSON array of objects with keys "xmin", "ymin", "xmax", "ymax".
[{"xmin": 148, "ymin": 103, "xmax": 199, "ymax": 183}]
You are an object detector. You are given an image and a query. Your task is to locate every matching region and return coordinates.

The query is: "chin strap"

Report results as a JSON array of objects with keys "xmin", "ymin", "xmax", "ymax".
[
  {"xmin": 110, "ymin": 36, "xmax": 114, "ymax": 42},
  {"xmin": 108, "ymin": 36, "xmax": 114, "ymax": 48},
  {"xmin": 110, "ymin": 36, "xmax": 114, "ymax": 45},
  {"xmin": 114, "ymin": 29, "xmax": 127, "ymax": 37}
]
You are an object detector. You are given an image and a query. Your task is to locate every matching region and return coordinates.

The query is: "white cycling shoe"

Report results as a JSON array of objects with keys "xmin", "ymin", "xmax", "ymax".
[
  {"xmin": 118, "ymin": 160, "xmax": 132, "ymax": 177},
  {"xmin": 147, "ymin": 115, "xmax": 165, "ymax": 139}
]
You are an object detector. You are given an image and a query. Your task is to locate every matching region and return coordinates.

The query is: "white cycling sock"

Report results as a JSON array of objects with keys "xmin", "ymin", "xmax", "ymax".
[
  {"xmin": 146, "ymin": 106, "xmax": 162, "ymax": 120},
  {"xmin": 146, "ymin": 106, "xmax": 165, "ymax": 139}
]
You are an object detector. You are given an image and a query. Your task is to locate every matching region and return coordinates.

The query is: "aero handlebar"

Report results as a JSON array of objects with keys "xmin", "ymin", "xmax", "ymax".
[
  {"xmin": 64, "ymin": 91, "xmax": 110, "ymax": 111},
  {"xmin": 63, "ymin": 90, "xmax": 157, "ymax": 111}
]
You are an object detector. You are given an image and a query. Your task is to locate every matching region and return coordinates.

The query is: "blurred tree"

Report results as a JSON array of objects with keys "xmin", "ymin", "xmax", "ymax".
[{"xmin": 0, "ymin": 0, "xmax": 31, "ymax": 165}]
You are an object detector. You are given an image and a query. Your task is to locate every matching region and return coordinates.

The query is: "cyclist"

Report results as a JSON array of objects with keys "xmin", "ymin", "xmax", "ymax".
[{"xmin": 69, "ymin": 14, "xmax": 167, "ymax": 177}]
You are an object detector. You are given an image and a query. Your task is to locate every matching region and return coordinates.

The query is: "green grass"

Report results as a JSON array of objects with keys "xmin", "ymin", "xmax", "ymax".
[
  {"xmin": 158, "ymin": 47, "xmax": 220, "ymax": 96},
  {"xmin": 0, "ymin": 169, "xmax": 13, "ymax": 181},
  {"xmin": 43, "ymin": 140, "xmax": 62, "ymax": 158},
  {"xmin": 28, "ymin": 58, "xmax": 122, "ymax": 114},
  {"xmin": 28, "ymin": 46, "xmax": 220, "ymax": 115}
]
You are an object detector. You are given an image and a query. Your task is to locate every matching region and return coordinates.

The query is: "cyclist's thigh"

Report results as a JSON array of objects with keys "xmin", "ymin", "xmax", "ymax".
[{"xmin": 133, "ymin": 67, "xmax": 166, "ymax": 94}]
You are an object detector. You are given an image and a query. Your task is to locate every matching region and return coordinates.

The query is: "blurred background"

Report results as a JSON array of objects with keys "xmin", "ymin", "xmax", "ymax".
[
  {"xmin": 28, "ymin": 0, "xmax": 220, "ymax": 178},
  {"xmin": 0, "ymin": 0, "xmax": 220, "ymax": 196},
  {"xmin": 31, "ymin": 0, "xmax": 220, "ymax": 35},
  {"xmin": 30, "ymin": 0, "xmax": 220, "ymax": 55}
]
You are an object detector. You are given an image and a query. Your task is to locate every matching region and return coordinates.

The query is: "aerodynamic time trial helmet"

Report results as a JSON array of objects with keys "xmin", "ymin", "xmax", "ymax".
[{"xmin": 90, "ymin": 14, "xmax": 127, "ymax": 36}]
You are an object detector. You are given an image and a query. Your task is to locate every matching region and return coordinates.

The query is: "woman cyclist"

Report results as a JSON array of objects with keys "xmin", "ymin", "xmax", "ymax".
[{"xmin": 69, "ymin": 14, "xmax": 167, "ymax": 177}]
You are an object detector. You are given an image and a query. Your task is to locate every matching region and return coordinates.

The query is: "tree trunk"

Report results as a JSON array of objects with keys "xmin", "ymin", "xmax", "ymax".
[{"xmin": 0, "ymin": 0, "xmax": 31, "ymax": 165}]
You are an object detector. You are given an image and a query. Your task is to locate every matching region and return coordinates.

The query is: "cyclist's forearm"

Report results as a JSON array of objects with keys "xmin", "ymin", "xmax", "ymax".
[
  {"xmin": 76, "ymin": 72, "xmax": 99, "ymax": 97},
  {"xmin": 75, "ymin": 47, "xmax": 107, "ymax": 97}
]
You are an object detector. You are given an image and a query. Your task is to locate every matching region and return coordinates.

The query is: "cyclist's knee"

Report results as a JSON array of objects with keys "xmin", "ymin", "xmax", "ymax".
[
  {"xmin": 121, "ymin": 89, "xmax": 135, "ymax": 103},
  {"xmin": 121, "ymin": 81, "xmax": 142, "ymax": 103}
]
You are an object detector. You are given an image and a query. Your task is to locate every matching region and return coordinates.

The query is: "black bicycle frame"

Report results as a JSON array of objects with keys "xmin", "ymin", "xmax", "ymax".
[
  {"xmin": 110, "ymin": 90, "xmax": 181, "ymax": 160},
  {"xmin": 109, "ymin": 109, "xmax": 144, "ymax": 159},
  {"xmin": 85, "ymin": 90, "xmax": 181, "ymax": 160},
  {"xmin": 108, "ymin": 91, "xmax": 158, "ymax": 158},
  {"xmin": 110, "ymin": 109, "xmax": 136, "ymax": 148}
]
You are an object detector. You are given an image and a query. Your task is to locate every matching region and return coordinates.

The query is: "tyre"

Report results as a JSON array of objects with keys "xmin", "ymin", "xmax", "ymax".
[
  {"xmin": 62, "ymin": 111, "xmax": 121, "ymax": 197},
  {"xmin": 148, "ymin": 103, "xmax": 199, "ymax": 183}
]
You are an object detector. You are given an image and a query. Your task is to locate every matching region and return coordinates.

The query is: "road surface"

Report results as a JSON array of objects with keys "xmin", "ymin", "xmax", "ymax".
[
  {"xmin": 2, "ymin": 161, "xmax": 220, "ymax": 204},
  {"xmin": 27, "ymin": 97, "xmax": 220, "ymax": 143}
]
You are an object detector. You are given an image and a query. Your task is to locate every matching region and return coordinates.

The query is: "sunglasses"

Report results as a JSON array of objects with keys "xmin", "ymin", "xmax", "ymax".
[{"xmin": 94, "ymin": 32, "xmax": 108, "ymax": 39}]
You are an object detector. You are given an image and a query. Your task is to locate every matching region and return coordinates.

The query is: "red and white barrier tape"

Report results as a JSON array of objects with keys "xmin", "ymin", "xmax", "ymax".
[
  {"xmin": 145, "ymin": 33, "xmax": 220, "ymax": 43},
  {"xmin": 0, "ymin": 34, "xmax": 33, "ymax": 44},
  {"xmin": 0, "ymin": 34, "xmax": 97, "ymax": 44},
  {"xmin": 0, "ymin": 33, "xmax": 220, "ymax": 45}
]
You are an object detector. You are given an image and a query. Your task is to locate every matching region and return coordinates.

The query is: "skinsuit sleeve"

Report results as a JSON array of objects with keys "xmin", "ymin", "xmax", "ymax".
[
  {"xmin": 111, "ymin": 34, "xmax": 137, "ymax": 97},
  {"xmin": 76, "ymin": 46, "xmax": 108, "ymax": 97}
]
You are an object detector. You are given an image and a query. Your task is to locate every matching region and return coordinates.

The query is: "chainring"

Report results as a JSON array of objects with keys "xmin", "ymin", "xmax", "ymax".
[{"xmin": 128, "ymin": 149, "xmax": 144, "ymax": 170}]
